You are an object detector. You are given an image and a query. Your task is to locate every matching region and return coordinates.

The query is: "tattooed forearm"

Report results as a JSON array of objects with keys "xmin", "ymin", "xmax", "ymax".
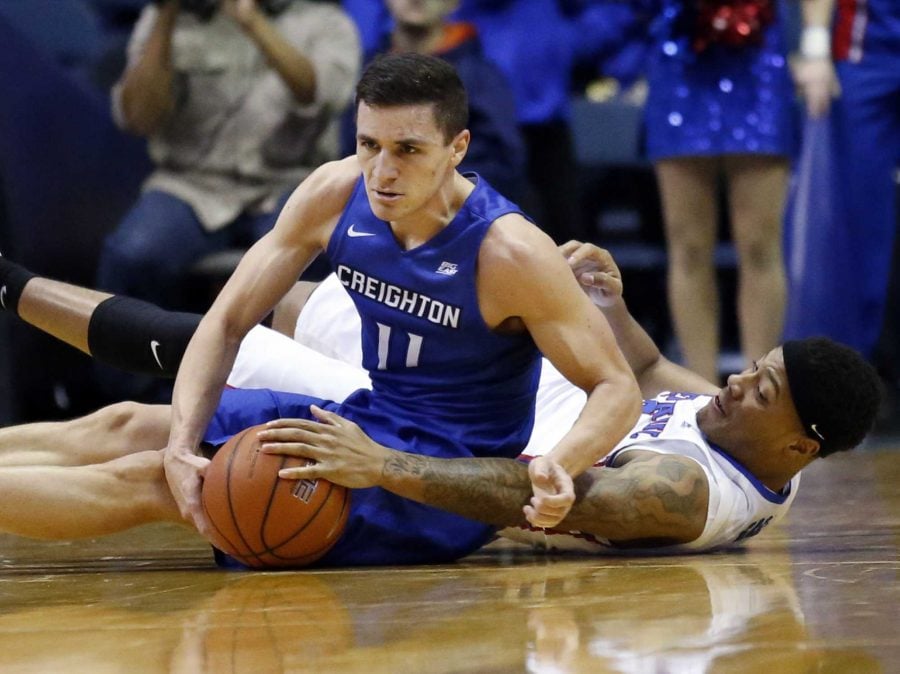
[
  {"xmin": 377, "ymin": 450, "xmax": 708, "ymax": 542},
  {"xmin": 380, "ymin": 454, "xmax": 533, "ymax": 526},
  {"xmin": 563, "ymin": 454, "xmax": 709, "ymax": 543}
]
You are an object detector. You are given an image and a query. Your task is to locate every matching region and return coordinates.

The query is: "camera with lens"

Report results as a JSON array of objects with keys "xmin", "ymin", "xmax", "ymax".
[{"xmin": 157, "ymin": 0, "xmax": 293, "ymax": 22}]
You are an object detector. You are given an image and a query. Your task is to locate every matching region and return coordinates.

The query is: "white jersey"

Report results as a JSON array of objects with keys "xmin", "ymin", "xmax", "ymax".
[
  {"xmin": 500, "ymin": 392, "xmax": 800, "ymax": 554},
  {"xmin": 228, "ymin": 274, "xmax": 800, "ymax": 554},
  {"xmin": 577, "ymin": 558, "xmax": 805, "ymax": 673}
]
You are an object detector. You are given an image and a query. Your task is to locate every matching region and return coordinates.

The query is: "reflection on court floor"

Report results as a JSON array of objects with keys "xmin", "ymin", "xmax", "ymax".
[{"xmin": 0, "ymin": 448, "xmax": 896, "ymax": 673}]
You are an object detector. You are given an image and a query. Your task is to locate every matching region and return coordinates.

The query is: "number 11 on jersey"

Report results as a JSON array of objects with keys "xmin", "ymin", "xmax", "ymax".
[{"xmin": 376, "ymin": 323, "xmax": 423, "ymax": 369}]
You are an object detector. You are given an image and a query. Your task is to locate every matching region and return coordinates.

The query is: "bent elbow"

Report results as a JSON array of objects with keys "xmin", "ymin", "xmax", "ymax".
[{"xmin": 614, "ymin": 369, "xmax": 643, "ymax": 421}]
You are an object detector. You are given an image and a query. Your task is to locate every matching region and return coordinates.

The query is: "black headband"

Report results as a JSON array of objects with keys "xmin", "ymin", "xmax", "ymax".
[{"xmin": 782, "ymin": 340, "xmax": 826, "ymax": 446}]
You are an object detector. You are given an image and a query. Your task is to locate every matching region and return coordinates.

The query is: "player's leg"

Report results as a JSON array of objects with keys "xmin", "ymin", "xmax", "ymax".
[
  {"xmin": 655, "ymin": 156, "xmax": 721, "ymax": 382},
  {"xmin": 5, "ymin": 255, "xmax": 340, "ymax": 376},
  {"xmin": 0, "ymin": 402, "xmax": 171, "ymax": 468},
  {"xmin": 0, "ymin": 449, "xmax": 182, "ymax": 540},
  {"xmin": 724, "ymin": 154, "xmax": 789, "ymax": 367},
  {"xmin": 0, "ymin": 259, "xmax": 201, "ymax": 377},
  {"xmin": 226, "ymin": 328, "xmax": 370, "ymax": 401},
  {"xmin": 16, "ymin": 277, "xmax": 109, "ymax": 355}
]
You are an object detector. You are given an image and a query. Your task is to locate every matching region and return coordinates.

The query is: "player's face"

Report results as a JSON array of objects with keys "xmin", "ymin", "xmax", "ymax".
[
  {"xmin": 355, "ymin": 101, "xmax": 468, "ymax": 224},
  {"xmin": 696, "ymin": 347, "xmax": 807, "ymax": 457}
]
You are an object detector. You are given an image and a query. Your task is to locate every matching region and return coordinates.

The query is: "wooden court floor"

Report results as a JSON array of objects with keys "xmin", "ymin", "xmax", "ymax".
[{"xmin": 0, "ymin": 445, "xmax": 897, "ymax": 673}]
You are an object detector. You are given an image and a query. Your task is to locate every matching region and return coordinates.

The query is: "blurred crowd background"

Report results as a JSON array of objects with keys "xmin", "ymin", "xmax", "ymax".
[{"xmin": 0, "ymin": 0, "xmax": 897, "ymax": 439}]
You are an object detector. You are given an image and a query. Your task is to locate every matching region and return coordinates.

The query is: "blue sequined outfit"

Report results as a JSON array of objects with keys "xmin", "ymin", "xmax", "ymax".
[{"xmin": 644, "ymin": 1, "xmax": 796, "ymax": 161}]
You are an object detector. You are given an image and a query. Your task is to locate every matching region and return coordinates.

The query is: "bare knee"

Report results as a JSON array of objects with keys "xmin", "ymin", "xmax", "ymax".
[
  {"xmin": 105, "ymin": 449, "xmax": 181, "ymax": 524},
  {"xmin": 83, "ymin": 402, "xmax": 171, "ymax": 457},
  {"xmin": 736, "ymin": 237, "xmax": 782, "ymax": 272},
  {"xmin": 667, "ymin": 236, "xmax": 716, "ymax": 275}
]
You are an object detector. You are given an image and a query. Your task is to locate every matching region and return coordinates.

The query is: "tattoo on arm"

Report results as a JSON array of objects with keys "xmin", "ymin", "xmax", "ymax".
[
  {"xmin": 377, "ymin": 451, "xmax": 708, "ymax": 544},
  {"xmin": 381, "ymin": 454, "xmax": 533, "ymax": 527},
  {"xmin": 563, "ymin": 454, "xmax": 709, "ymax": 543}
]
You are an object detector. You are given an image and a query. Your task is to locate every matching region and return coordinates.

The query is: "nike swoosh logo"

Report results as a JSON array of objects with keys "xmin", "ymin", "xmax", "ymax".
[
  {"xmin": 0, "ymin": 286, "xmax": 6, "ymax": 309},
  {"xmin": 347, "ymin": 224, "xmax": 376, "ymax": 238},
  {"xmin": 150, "ymin": 340, "xmax": 164, "ymax": 370},
  {"xmin": 810, "ymin": 423, "xmax": 824, "ymax": 440}
]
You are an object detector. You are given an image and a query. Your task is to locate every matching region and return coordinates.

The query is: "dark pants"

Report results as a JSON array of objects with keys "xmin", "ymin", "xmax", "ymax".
[
  {"xmin": 95, "ymin": 189, "xmax": 288, "ymax": 310},
  {"xmin": 93, "ymin": 189, "xmax": 288, "ymax": 401}
]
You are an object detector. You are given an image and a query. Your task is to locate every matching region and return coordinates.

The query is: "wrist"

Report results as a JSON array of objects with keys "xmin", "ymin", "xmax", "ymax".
[
  {"xmin": 598, "ymin": 295, "xmax": 629, "ymax": 319},
  {"xmin": 166, "ymin": 439, "xmax": 199, "ymax": 456},
  {"xmin": 800, "ymin": 26, "xmax": 831, "ymax": 60}
]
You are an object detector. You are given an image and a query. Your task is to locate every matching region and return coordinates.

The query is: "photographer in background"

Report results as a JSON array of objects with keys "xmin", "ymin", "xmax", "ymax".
[{"xmin": 94, "ymin": 0, "xmax": 360, "ymax": 401}]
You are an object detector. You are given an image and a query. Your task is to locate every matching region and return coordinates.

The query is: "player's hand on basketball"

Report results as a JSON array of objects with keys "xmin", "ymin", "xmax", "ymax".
[
  {"xmin": 258, "ymin": 406, "xmax": 389, "ymax": 489},
  {"xmin": 163, "ymin": 447, "xmax": 211, "ymax": 534},
  {"xmin": 524, "ymin": 456, "xmax": 575, "ymax": 528},
  {"xmin": 558, "ymin": 240, "xmax": 623, "ymax": 308}
]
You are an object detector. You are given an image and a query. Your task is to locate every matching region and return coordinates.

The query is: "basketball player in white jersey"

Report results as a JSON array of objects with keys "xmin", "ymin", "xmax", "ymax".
[
  {"xmin": 0, "ymin": 242, "xmax": 882, "ymax": 554},
  {"xmin": 241, "ymin": 241, "xmax": 882, "ymax": 552}
]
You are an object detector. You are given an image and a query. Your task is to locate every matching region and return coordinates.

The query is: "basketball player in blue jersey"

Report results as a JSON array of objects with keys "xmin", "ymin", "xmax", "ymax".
[
  {"xmin": 0, "ymin": 242, "xmax": 882, "ymax": 556},
  {"xmin": 158, "ymin": 52, "xmax": 641, "ymax": 565}
]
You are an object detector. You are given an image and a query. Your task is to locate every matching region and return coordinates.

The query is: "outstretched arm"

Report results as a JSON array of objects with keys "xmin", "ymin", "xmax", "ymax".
[
  {"xmin": 561, "ymin": 241, "xmax": 717, "ymax": 398},
  {"xmin": 263, "ymin": 408, "xmax": 709, "ymax": 545},
  {"xmin": 795, "ymin": 0, "xmax": 838, "ymax": 119},
  {"xmin": 166, "ymin": 160, "xmax": 354, "ymax": 531}
]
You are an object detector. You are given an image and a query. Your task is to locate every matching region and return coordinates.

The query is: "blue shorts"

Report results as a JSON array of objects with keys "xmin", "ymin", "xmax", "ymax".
[{"xmin": 205, "ymin": 388, "xmax": 497, "ymax": 567}]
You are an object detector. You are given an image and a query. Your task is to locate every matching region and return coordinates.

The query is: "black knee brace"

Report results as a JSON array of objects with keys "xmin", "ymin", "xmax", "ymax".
[
  {"xmin": 0, "ymin": 257, "xmax": 37, "ymax": 314},
  {"xmin": 87, "ymin": 296, "xmax": 202, "ymax": 377}
]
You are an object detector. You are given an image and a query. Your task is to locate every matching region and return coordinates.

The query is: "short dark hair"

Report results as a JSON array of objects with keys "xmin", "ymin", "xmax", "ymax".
[
  {"xmin": 782, "ymin": 337, "xmax": 882, "ymax": 457},
  {"xmin": 355, "ymin": 53, "xmax": 468, "ymax": 143}
]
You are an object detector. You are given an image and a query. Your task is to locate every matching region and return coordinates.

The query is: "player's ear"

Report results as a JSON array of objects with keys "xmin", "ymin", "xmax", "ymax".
[
  {"xmin": 788, "ymin": 435, "xmax": 820, "ymax": 460},
  {"xmin": 450, "ymin": 129, "xmax": 470, "ymax": 167}
]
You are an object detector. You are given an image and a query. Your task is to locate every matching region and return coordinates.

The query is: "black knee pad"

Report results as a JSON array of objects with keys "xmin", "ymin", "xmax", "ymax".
[
  {"xmin": 0, "ymin": 257, "xmax": 36, "ymax": 314},
  {"xmin": 87, "ymin": 296, "xmax": 202, "ymax": 377}
]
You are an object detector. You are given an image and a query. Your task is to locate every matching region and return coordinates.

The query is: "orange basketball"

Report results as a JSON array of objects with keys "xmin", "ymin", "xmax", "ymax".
[{"xmin": 201, "ymin": 423, "xmax": 349, "ymax": 568}]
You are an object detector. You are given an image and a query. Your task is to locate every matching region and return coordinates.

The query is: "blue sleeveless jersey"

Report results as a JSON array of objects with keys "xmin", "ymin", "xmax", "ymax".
[
  {"xmin": 206, "ymin": 173, "xmax": 543, "ymax": 567},
  {"xmin": 325, "ymin": 174, "xmax": 541, "ymax": 458}
]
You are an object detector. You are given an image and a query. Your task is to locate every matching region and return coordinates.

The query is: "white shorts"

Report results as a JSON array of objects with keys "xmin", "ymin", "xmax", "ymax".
[{"xmin": 227, "ymin": 274, "xmax": 585, "ymax": 456}]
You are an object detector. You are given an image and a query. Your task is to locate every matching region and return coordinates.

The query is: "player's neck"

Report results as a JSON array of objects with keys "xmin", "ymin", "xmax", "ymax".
[
  {"xmin": 390, "ymin": 172, "xmax": 473, "ymax": 249},
  {"xmin": 728, "ymin": 447, "xmax": 797, "ymax": 493},
  {"xmin": 755, "ymin": 468, "xmax": 796, "ymax": 494}
]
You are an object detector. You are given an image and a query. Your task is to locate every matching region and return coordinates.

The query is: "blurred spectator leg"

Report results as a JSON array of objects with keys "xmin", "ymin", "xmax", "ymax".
[
  {"xmin": 725, "ymin": 154, "xmax": 788, "ymax": 365},
  {"xmin": 656, "ymin": 156, "xmax": 720, "ymax": 383}
]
